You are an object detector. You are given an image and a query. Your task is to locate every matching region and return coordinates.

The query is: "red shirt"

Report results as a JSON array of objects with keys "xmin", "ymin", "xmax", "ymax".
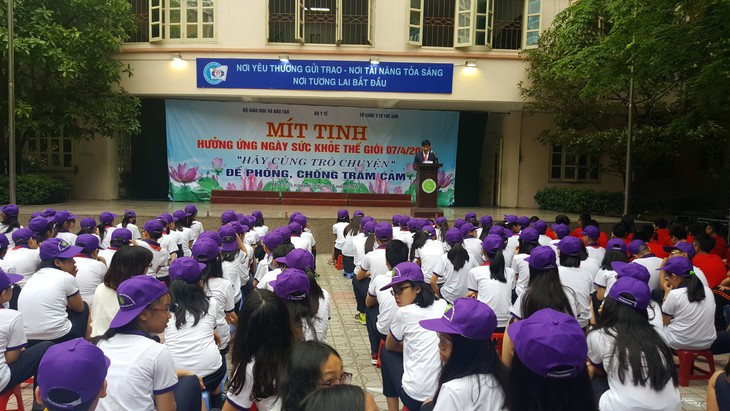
[
  {"xmin": 647, "ymin": 242, "xmax": 668, "ymax": 259},
  {"xmin": 693, "ymin": 253, "xmax": 728, "ymax": 289},
  {"xmin": 711, "ymin": 234, "xmax": 728, "ymax": 258},
  {"xmin": 654, "ymin": 228, "xmax": 671, "ymax": 246}
]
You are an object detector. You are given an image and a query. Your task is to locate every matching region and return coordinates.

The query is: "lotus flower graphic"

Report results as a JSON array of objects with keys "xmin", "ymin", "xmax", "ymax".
[
  {"xmin": 169, "ymin": 163, "xmax": 202, "ymax": 185},
  {"xmin": 369, "ymin": 173, "xmax": 390, "ymax": 194},
  {"xmin": 212, "ymin": 157, "xmax": 225, "ymax": 175},
  {"xmin": 438, "ymin": 171, "xmax": 453, "ymax": 190}
]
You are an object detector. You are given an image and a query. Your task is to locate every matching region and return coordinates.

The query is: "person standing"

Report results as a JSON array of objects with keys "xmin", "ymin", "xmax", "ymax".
[{"xmin": 413, "ymin": 140, "xmax": 439, "ymax": 165}]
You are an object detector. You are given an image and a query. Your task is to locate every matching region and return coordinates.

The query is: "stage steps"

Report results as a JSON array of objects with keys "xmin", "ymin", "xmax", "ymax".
[{"xmin": 209, "ymin": 190, "xmax": 412, "ymax": 208}]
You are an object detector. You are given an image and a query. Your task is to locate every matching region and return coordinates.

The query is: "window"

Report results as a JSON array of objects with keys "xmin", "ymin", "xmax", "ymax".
[
  {"xmin": 125, "ymin": 0, "xmax": 215, "ymax": 42},
  {"xmin": 24, "ymin": 136, "xmax": 73, "ymax": 171},
  {"xmin": 268, "ymin": 0, "xmax": 374, "ymax": 45},
  {"xmin": 492, "ymin": 0, "xmax": 523, "ymax": 49},
  {"xmin": 408, "ymin": 0, "xmax": 457, "ymax": 47},
  {"xmin": 524, "ymin": 0, "xmax": 540, "ymax": 47},
  {"xmin": 550, "ymin": 146, "xmax": 599, "ymax": 182}
]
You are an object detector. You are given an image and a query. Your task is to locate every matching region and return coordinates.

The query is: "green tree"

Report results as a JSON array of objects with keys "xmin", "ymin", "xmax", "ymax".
[
  {"xmin": 520, "ymin": 0, "xmax": 730, "ymax": 183},
  {"xmin": 0, "ymin": 0, "xmax": 140, "ymax": 172}
]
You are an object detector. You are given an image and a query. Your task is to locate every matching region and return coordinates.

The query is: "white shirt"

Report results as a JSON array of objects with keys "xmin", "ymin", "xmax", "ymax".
[
  {"xmin": 226, "ymin": 361, "xmax": 281, "ymax": 411},
  {"xmin": 313, "ymin": 289, "xmax": 331, "ymax": 342},
  {"xmin": 512, "ymin": 253, "xmax": 530, "ymax": 296},
  {"xmin": 332, "ymin": 222, "xmax": 348, "ymax": 249},
  {"xmin": 390, "ymin": 299, "xmax": 449, "ymax": 402},
  {"xmin": 587, "ymin": 328, "xmax": 681, "ymax": 411},
  {"xmin": 361, "ymin": 247, "xmax": 390, "ymax": 280},
  {"xmin": 290, "ymin": 235, "xmax": 312, "ymax": 252},
  {"xmin": 631, "ymin": 256, "xmax": 663, "ymax": 291},
  {"xmin": 558, "ymin": 266, "xmax": 594, "ymax": 327},
  {"xmin": 222, "ymin": 250, "xmax": 246, "ymax": 303},
  {"xmin": 97, "ymin": 332, "xmax": 178, "ymax": 411},
  {"xmin": 17, "ymin": 267, "xmax": 79, "ymax": 340},
  {"xmin": 503, "ymin": 235, "xmax": 519, "ymax": 268},
  {"xmin": 0, "ymin": 259, "xmax": 16, "ymax": 275},
  {"xmin": 74, "ymin": 255, "xmax": 107, "ymax": 306},
  {"xmin": 396, "ymin": 230, "xmax": 414, "ymax": 251},
  {"xmin": 463, "ymin": 237, "xmax": 485, "ymax": 265},
  {"xmin": 100, "ymin": 226, "xmax": 116, "ymax": 249},
  {"xmin": 190, "ymin": 220, "xmax": 204, "ymax": 241},
  {"xmin": 178, "ymin": 227, "xmax": 194, "ymax": 257},
  {"xmin": 538, "ymin": 234, "xmax": 552, "ymax": 247},
  {"xmin": 433, "ymin": 374, "xmax": 506, "ymax": 411},
  {"xmin": 594, "ymin": 268, "xmax": 617, "ymax": 293},
  {"xmin": 342, "ymin": 231, "xmax": 357, "ymax": 257},
  {"xmin": 136, "ymin": 240, "xmax": 170, "ymax": 278},
  {"xmin": 301, "ymin": 231, "xmax": 316, "ymax": 249},
  {"xmin": 434, "ymin": 254, "xmax": 478, "ymax": 303},
  {"xmin": 3, "ymin": 246, "xmax": 40, "ymax": 287},
  {"xmin": 586, "ymin": 245, "xmax": 606, "ymax": 265},
  {"xmin": 164, "ymin": 299, "xmax": 222, "ymax": 378},
  {"xmin": 511, "ymin": 286, "xmax": 580, "ymax": 321},
  {"xmin": 353, "ymin": 233, "xmax": 372, "ymax": 270},
  {"xmin": 580, "ymin": 257, "xmax": 601, "ymax": 280},
  {"xmin": 257, "ymin": 268, "xmax": 283, "ymax": 291},
  {"xmin": 0, "ymin": 224, "xmax": 19, "ymax": 248},
  {"xmin": 205, "ymin": 277, "xmax": 236, "ymax": 350},
  {"xmin": 468, "ymin": 264, "xmax": 515, "ymax": 328},
  {"xmin": 369, "ymin": 271, "xmax": 399, "ymax": 335},
  {"xmin": 244, "ymin": 231, "xmax": 260, "ymax": 248},
  {"xmin": 254, "ymin": 254, "xmax": 272, "ymax": 282},
  {"xmin": 414, "ymin": 239, "xmax": 445, "ymax": 283},
  {"xmin": 0, "ymin": 309, "xmax": 26, "ymax": 392},
  {"xmin": 90, "ymin": 284, "xmax": 119, "ymax": 337},
  {"xmin": 252, "ymin": 225, "xmax": 269, "ymax": 239},
  {"xmin": 661, "ymin": 286, "xmax": 716, "ymax": 350},
  {"xmin": 158, "ymin": 233, "xmax": 178, "ymax": 277},
  {"xmin": 56, "ymin": 231, "xmax": 78, "ymax": 245},
  {"xmin": 117, "ymin": 223, "xmax": 141, "ymax": 240}
]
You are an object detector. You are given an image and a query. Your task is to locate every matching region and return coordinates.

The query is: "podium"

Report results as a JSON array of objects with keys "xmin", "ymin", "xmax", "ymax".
[{"xmin": 411, "ymin": 163, "xmax": 444, "ymax": 218}]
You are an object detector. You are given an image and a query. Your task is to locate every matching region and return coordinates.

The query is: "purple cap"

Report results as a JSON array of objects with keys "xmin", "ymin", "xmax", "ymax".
[
  {"xmin": 169, "ymin": 257, "xmax": 206, "ymax": 284},
  {"xmin": 276, "ymin": 248, "xmax": 315, "ymax": 271},
  {"xmin": 221, "ymin": 210, "xmax": 238, "ymax": 224},
  {"xmin": 360, "ymin": 216, "xmax": 375, "ymax": 227},
  {"xmin": 663, "ymin": 241, "xmax": 695, "ymax": 258},
  {"xmin": 1, "ymin": 204, "xmax": 19, "ymax": 216},
  {"xmin": 488, "ymin": 225, "xmax": 508, "ymax": 241},
  {"xmin": 12, "ymin": 228, "xmax": 33, "ymax": 244},
  {"xmin": 504, "ymin": 214, "xmax": 518, "ymax": 224},
  {"xmin": 557, "ymin": 236, "xmax": 582, "ymax": 257},
  {"xmin": 262, "ymin": 232, "xmax": 283, "ymax": 251},
  {"xmin": 532, "ymin": 220, "xmax": 547, "ymax": 234},
  {"xmin": 228, "ymin": 221, "xmax": 245, "ymax": 235},
  {"xmin": 192, "ymin": 238, "xmax": 220, "ymax": 262},
  {"xmin": 407, "ymin": 218, "xmax": 420, "ymax": 232},
  {"xmin": 508, "ymin": 308, "xmax": 587, "ymax": 379},
  {"xmin": 28, "ymin": 216, "xmax": 54, "ymax": 234},
  {"xmin": 197, "ymin": 231, "xmax": 222, "ymax": 247},
  {"xmin": 465, "ymin": 212, "xmax": 477, "ymax": 220},
  {"xmin": 294, "ymin": 214, "xmax": 307, "ymax": 227},
  {"xmin": 185, "ymin": 204, "xmax": 198, "ymax": 215},
  {"xmin": 289, "ymin": 211, "xmax": 302, "ymax": 222},
  {"xmin": 398, "ymin": 215, "xmax": 410, "ymax": 227},
  {"xmin": 0, "ymin": 235, "xmax": 8, "ymax": 250},
  {"xmin": 37, "ymin": 338, "xmax": 110, "ymax": 410},
  {"xmin": 353, "ymin": 210, "xmax": 365, "ymax": 217},
  {"xmin": 218, "ymin": 225, "xmax": 239, "ymax": 252},
  {"xmin": 519, "ymin": 227, "xmax": 539, "ymax": 243},
  {"xmin": 391, "ymin": 215, "xmax": 401, "ymax": 224},
  {"xmin": 480, "ymin": 215, "xmax": 493, "ymax": 227},
  {"xmin": 43, "ymin": 208, "xmax": 57, "ymax": 217},
  {"xmin": 53, "ymin": 210, "xmax": 79, "ymax": 225},
  {"xmin": 482, "ymin": 234, "xmax": 505, "ymax": 255},
  {"xmin": 580, "ymin": 225, "xmax": 600, "ymax": 240},
  {"xmin": 143, "ymin": 219, "xmax": 164, "ymax": 236},
  {"xmin": 606, "ymin": 238, "xmax": 627, "ymax": 254},
  {"xmin": 420, "ymin": 298, "xmax": 497, "ymax": 340},
  {"xmin": 172, "ymin": 210, "xmax": 190, "ymax": 221},
  {"xmin": 110, "ymin": 228, "xmax": 132, "ymax": 243},
  {"xmin": 445, "ymin": 228, "xmax": 464, "ymax": 246},
  {"xmin": 662, "ymin": 257, "xmax": 695, "ymax": 277},
  {"xmin": 380, "ymin": 262, "xmax": 425, "ymax": 290},
  {"xmin": 251, "ymin": 210, "xmax": 263, "ymax": 219},
  {"xmin": 0, "ymin": 269, "xmax": 23, "ymax": 291},
  {"xmin": 422, "ymin": 225, "xmax": 436, "ymax": 238},
  {"xmin": 608, "ymin": 277, "xmax": 650, "ymax": 310},
  {"xmin": 99, "ymin": 211, "xmax": 116, "ymax": 224},
  {"xmin": 123, "ymin": 209, "xmax": 137, "ymax": 218},
  {"xmin": 453, "ymin": 219, "xmax": 465, "ymax": 229},
  {"xmin": 39, "ymin": 238, "xmax": 83, "ymax": 261},
  {"xmin": 76, "ymin": 234, "xmax": 101, "ymax": 251},
  {"xmin": 518, "ymin": 216, "xmax": 531, "ymax": 227},
  {"xmin": 337, "ymin": 209, "xmax": 349, "ymax": 219},
  {"xmin": 236, "ymin": 213, "xmax": 246, "ymax": 225},
  {"xmin": 357, "ymin": 221, "xmax": 372, "ymax": 235},
  {"xmin": 110, "ymin": 275, "xmax": 168, "ymax": 328},
  {"xmin": 627, "ymin": 240, "xmax": 648, "ymax": 256},
  {"xmin": 611, "ymin": 261, "xmax": 650, "ymax": 283},
  {"xmin": 525, "ymin": 246, "xmax": 558, "ymax": 270},
  {"xmin": 375, "ymin": 223, "xmax": 393, "ymax": 241},
  {"xmin": 270, "ymin": 268, "xmax": 310, "ymax": 301},
  {"xmin": 288, "ymin": 222, "xmax": 303, "ymax": 235},
  {"xmin": 277, "ymin": 226, "xmax": 292, "ymax": 243},
  {"xmin": 460, "ymin": 222, "xmax": 476, "ymax": 237},
  {"xmin": 158, "ymin": 213, "xmax": 174, "ymax": 224},
  {"xmin": 551, "ymin": 224, "xmax": 570, "ymax": 239},
  {"xmin": 80, "ymin": 217, "xmax": 97, "ymax": 228},
  {"xmin": 435, "ymin": 216, "xmax": 447, "ymax": 225}
]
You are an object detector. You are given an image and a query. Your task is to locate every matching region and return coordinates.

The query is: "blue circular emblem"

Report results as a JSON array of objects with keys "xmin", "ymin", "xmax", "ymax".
[{"xmin": 203, "ymin": 61, "xmax": 224, "ymax": 85}]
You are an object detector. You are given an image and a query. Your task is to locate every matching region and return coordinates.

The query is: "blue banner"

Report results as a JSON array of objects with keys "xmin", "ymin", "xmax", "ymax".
[
  {"xmin": 166, "ymin": 100, "xmax": 459, "ymax": 206},
  {"xmin": 196, "ymin": 58, "xmax": 453, "ymax": 94}
]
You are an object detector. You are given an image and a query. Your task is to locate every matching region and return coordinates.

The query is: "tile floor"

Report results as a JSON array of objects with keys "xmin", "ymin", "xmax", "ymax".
[{"xmin": 11, "ymin": 252, "xmax": 729, "ymax": 410}]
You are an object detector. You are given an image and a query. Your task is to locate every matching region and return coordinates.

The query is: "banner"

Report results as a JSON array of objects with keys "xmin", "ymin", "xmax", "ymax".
[
  {"xmin": 166, "ymin": 100, "xmax": 459, "ymax": 205},
  {"xmin": 197, "ymin": 58, "xmax": 453, "ymax": 94}
]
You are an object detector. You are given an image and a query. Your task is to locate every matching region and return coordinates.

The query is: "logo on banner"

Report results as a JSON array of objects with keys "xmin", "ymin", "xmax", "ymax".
[{"xmin": 203, "ymin": 62, "xmax": 228, "ymax": 85}]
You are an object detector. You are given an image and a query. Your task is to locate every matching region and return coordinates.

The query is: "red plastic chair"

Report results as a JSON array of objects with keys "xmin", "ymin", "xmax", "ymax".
[
  {"xmin": 491, "ymin": 332, "xmax": 505, "ymax": 357},
  {"xmin": 0, "ymin": 385, "xmax": 24, "ymax": 411},
  {"xmin": 675, "ymin": 349, "xmax": 715, "ymax": 387},
  {"xmin": 336, "ymin": 255, "xmax": 344, "ymax": 270}
]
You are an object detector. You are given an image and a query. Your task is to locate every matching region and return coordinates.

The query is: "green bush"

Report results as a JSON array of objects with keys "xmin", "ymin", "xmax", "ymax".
[
  {"xmin": 0, "ymin": 174, "xmax": 73, "ymax": 205},
  {"xmin": 534, "ymin": 187, "xmax": 623, "ymax": 215}
]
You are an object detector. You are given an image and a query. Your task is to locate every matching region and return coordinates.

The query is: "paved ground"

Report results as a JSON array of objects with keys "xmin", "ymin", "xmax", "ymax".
[{"xmin": 11, "ymin": 250, "xmax": 728, "ymax": 411}]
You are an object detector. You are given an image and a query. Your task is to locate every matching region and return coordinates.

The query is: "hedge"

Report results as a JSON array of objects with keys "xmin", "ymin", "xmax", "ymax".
[
  {"xmin": 0, "ymin": 174, "xmax": 73, "ymax": 205},
  {"xmin": 534, "ymin": 187, "xmax": 623, "ymax": 215}
]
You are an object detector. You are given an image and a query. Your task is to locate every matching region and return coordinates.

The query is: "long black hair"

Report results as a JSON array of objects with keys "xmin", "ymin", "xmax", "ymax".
[
  {"xmin": 437, "ymin": 220, "xmax": 449, "ymax": 242},
  {"xmin": 363, "ymin": 229, "xmax": 377, "ymax": 255},
  {"xmin": 121, "ymin": 212, "xmax": 135, "ymax": 229},
  {"xmin": 304, "ymin": 267, "xmax": 324, "ymax": 317},
  {"xmin": 343, "ymin": 215, "xmax": 363, "ymax": 237},
  {"xmin": 0, "ymin": 214, "xmax": 20, "ymax": 232},
  {"xmin": 433, "ymin": 334, "xmax": 507, "ymax": 407},
  {"xmin": 447, "ymin": 242, "xmax": 470, "ymax": 271},
  {"xmin": 679, "ymin": 274, "xmax": 707, "ymax": 303},
  {"xmin": 280, "ymin": 341, "xmax": 340, "ymax": 411},
  {"xmin": 522, "ymin": 267, "xmax": 574, "ymax": 319},
  {"xmin": 558, "ymin": 253, "xmax": 581, "ymax": 268},
  {"xmin": 590, "ymin": 297, "xmax": 677, "ymax": 390},
  {"xmin": 600, "ymin": 250, "xmax": 629, "ymax": 270},
  {"xmin": 409, "ymin": 231, "xmax": 429, "ymax": 262},
  {"xmin": 168, "ymin": 279, "xmax": 210, "ymax": 330},
  {"xmin": 505, "ymin": 354, "xmax": 596, "ymax": 411},
  {"xmin": 103, "ymin": 246, "xmax": 152, "ymax": 290},
  {"xmin": 300, "ymin": 385, "xmax": 366, "ymax": 411},
  {"xmin": 410, "ymin": 281, "xmax": 435, "ymax": 308},
  {"xmin": 486, "ymin": 249, "xmax": 507, "ymax": 283},
  {"xmin": 517, "ymin": 239, "xmax": 538, "ymax": 256},
  {"xmin": 229, "ymin": 289, "xmax": 293, "ymax": 401}
]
